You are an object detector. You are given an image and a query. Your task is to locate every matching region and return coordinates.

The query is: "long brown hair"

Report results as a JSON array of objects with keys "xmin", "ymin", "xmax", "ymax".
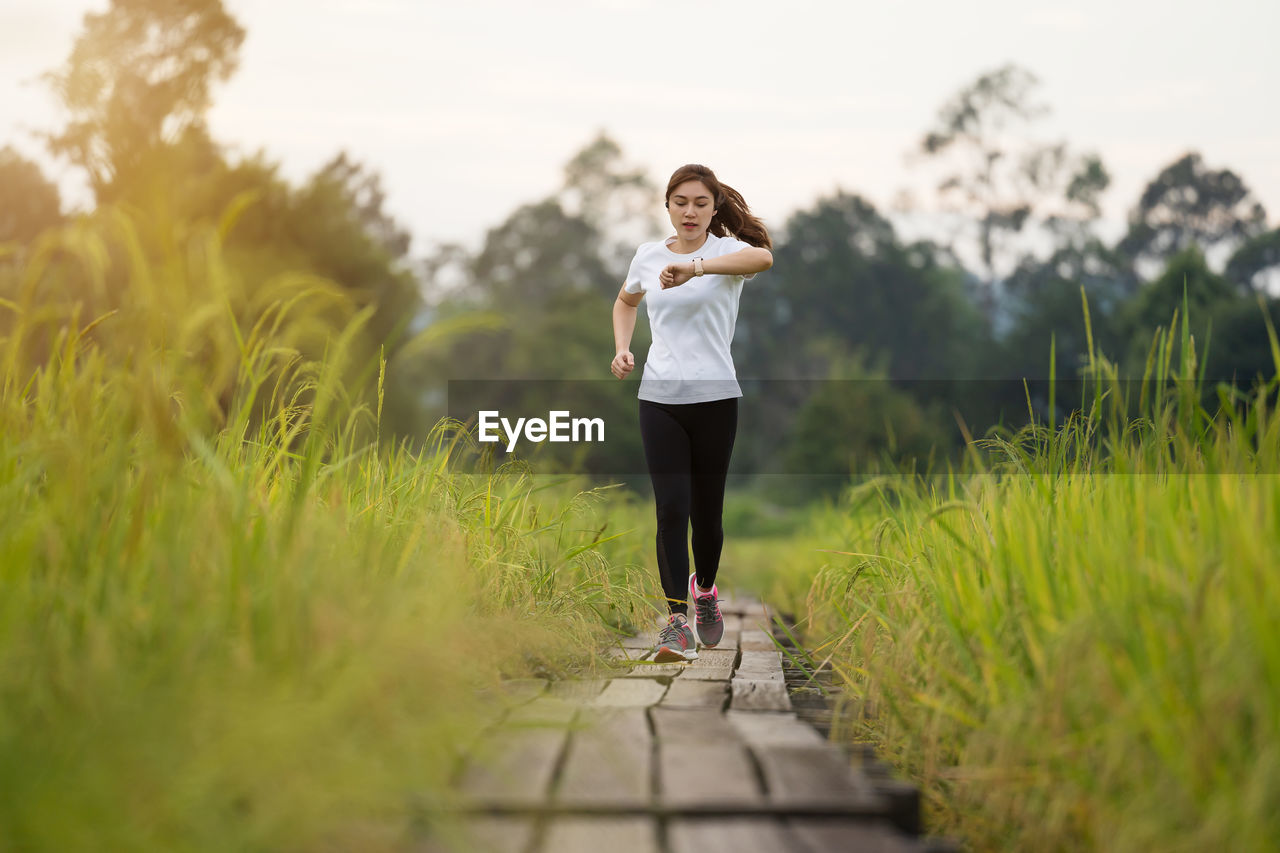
[{"xmin": 664, "ymin": 164, "xmax": 772, "ymax": 249}]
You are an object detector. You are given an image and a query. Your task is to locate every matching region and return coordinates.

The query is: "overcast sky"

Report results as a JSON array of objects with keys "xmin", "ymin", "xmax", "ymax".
[{"xmin": 3, "ymin": 0, "xmax": 1277, "ymax": 258}]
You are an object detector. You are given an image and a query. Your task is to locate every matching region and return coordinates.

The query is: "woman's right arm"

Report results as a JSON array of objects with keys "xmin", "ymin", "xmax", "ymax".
[{"xmin": 611, "ymin": 283, "xmax": 643, "ymax": 379}]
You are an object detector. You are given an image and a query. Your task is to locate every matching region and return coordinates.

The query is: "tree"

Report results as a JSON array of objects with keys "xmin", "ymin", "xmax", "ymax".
[
  {"xmin": 559, "ymin": 131, "xmax": 661, "ymax": 268},
  {"xmin": 728, "ymin": 191, "xmax": 995, "ymax": 478},
  {"xmin": 783, "ymin": 353, "xmax": 952, "ymax": 498},
  {"xmin": 917, "ymin": 64, "xmax": 1110, "ymax": 309},
  {"xmin": 1049, "ymin": 154, "xmax": 1112, "ymax": 247},
  {"xmin": 28, "ymin": 0, "xmax": 441, "ymax": 440},
  {"xmin": 406, "ymin": 195, "xmax": 646, "ymax": 472},
  {"xmin": 310, "ymin": 152, "xmax": 412, "ymax": 261},
  {"xmin": 42, "ymin": 0, "xmax": 245, "ymax": 199},
  {"xmin": 1118, "ymin": 246, "xmax": 1240, "ymax": 375},
  {"xmin": 399, "ymin": 135, "xmax": 666, "ymax": 467},
  {"xmin": 421, "ymin": 133, "xmax": 664, "ymax": 381},
  {"xmin": 1110, "ymin": 245, "xmax": 1280, "ymax": 405},
  {"xmin": 1117, "ymin": 152, "xmax": 1268, "ymax": 276},
  {"xmin": 1224, "ymin": 228, "xmax": 1280, "ymax": 293},
  {"xmin": 471, "ymin": 200, "xmax": 608, "ymax": 312},
  {"xmin": 999, "ymin": 245, "xmax": 1121, "ymax": 381},
  {"xmin": 1202, "ymin": 295, "xmax": 1280, "ymax": 387},
  {"xmin": 736, "ymin": 191, "xmax": 985, "ymax": 383},
  {"xmin": 0, "ymin": 147, "xmax": 63, "ymax": 244}
]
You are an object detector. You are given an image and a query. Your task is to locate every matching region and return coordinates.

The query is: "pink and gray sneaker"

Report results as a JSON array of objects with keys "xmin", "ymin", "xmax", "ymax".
[
  {"xmin": 653, "ymin": 613, "xmax": 699, "ymax": 662},
  {"xmin": 689, "ymin": 573, "xmax": 724, "ymax": 647}
]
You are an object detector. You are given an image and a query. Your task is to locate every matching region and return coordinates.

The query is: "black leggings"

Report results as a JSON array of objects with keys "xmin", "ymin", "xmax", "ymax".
[{"xmin": 638, "ymin": 397, "xmax": 738, "ymax": 616}]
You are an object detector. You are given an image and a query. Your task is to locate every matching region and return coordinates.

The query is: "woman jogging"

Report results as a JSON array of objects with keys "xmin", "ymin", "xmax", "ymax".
[{"xmin": 610, "ymin": 164, "xmax": 773, "ymax": 663}]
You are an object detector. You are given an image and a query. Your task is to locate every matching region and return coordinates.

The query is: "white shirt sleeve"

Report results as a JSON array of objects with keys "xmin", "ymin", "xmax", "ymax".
[
  {"xmin": 718, "ymin": 235, "xmax": 759, "ymax": 281},
  {"xmin": 623, "ymin": 246, "xmax": 646, "ymax": 293}
]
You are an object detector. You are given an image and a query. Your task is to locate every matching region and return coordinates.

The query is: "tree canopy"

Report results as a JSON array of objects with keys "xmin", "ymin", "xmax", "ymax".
[
  {"xmin": 43, "ymin": 0, "xmax": 245, "ymax": 200},
  {"xmin": 1118, "ymin": 152, "xmax": 1268, "ymax": 273},
  {"xmin": 0, "ymin": 147, "xmax": 62, "ymax": 245}
]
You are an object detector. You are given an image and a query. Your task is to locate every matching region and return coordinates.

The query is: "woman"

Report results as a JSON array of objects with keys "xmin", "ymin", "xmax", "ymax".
[{"xmin": 610, "ymin": 164, "xmax": 773, "ymax": 662}]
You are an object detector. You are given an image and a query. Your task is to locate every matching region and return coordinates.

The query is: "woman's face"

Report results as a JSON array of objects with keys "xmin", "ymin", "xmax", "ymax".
[{"xmin": 667, "ymin": 179, "xmax": 717, "ymax": 240}]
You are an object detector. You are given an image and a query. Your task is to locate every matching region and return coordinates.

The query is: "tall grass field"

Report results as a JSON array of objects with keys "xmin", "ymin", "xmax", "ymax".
[
  {"xmin": 7, "ymin": 205, "xmax": 1279, "ymax": 851},
  {"xmin": 733, "ymin": 299, "xmax": 1280, "ymax": 850},
  {"xmin": 0, "ymin": 211, "xmax": 659, "ymax": 851}
]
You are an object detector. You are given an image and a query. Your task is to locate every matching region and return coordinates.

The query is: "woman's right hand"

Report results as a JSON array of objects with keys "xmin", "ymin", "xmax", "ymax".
[{"xmin": 611, "ymin": 350, "xmax": 635, "ymax": 379}]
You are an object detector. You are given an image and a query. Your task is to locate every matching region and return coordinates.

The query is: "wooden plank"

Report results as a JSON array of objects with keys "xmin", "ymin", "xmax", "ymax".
[
  {"xmin": 457, "ymin": 697, "xmax": 576, "ymax": 803},
  {"xmin": 657, "ymin": 741, "xmax": 763, "ymax": 808},
  {"xmin": 738, "ymin": 650, "xmax": 783, "ymax": 672},
  {"xmin": 604, "ymin": 647, "xmax": 693, "ymax": 677},
  {"xmin": 740, "ymin": 630, "xmax": 777, "ymax": 651},
  {"xmin": 546, "ymin": 679, "xmax": 607, "ymax": 701},
  {"xmin": 718, "ymin": 630, "xmax": 741, "ymax": 650},
  {"xmin": 733, "ymin": 668, "xmax": 783, "ymax": 683},
  {"xmin": 542, "ymin": 818, "xmax": 660, "ymax": 853},
  {"xmin": 717, "ymin": 592, "xmax": 742, "ymax": 614},
  {"xmin": 729, "ymin": 678, "xmax": 789, "ymax": 712},
  {"xmin": 690, "ymin": 648, "xmax": 737, "ymax": 667},
  {"xmin": 726, "ymin": 711, "xmax": 826, "ymax": 748},
  {"xmin": 650, "ymin": 708, "xmax": 744, "ymax": 745},
  {"xmin": 669, "ymin": 818, "xmax": 807, "ymax": 853},
  {"xmin": 450, "ymin": 697, "xmax": 521, "ymax": 768},
  {"xmin": 660, "ymin": 680, "xmax": 729, "ymax": 710},
  {"xmin": 469, "ymin": 818, "xmax": 535, "ymax": 853},
  {"xmin": 788, "ymin": 820, "xmax": 921, "ymax": 853},
  {"xmin": 680, "ymin": 666, "xmax": 733, "ymax": 682},
  {"xmin": 555, "ymin": 708, "xmax": 652, "ymax": 808},
  {"xmin": 613, "ymin": 661, "xmax": 689, "ymax": 678},
  {"xmin": 730, "ymin": 679, "xmax": 791, "ymax": 712},
  {"xmin": 859, "ymin": 775, "xmax": 923, "ymax": 837},
  {"xmin": 457, "ymin": 727, "xmax": 569, "ymax": 804},
  {"xmin": 736, "ymin": 650, "xmax": 784, "ymax": 681},
  {"xmin": 618, "ymin": 628, "xmax": 659, "ymax": 650},
  {"xmin": 592, "ymin": 678, "xmax": 668, "ymax": 708},
  {"xmin": 420, "ymin": 817, "xmax": 535, "ymax": 853},
  {"xmin": 654, "ymin": 687, "xmax": 753, "ymax": 803},
  {"xmin": 754, "ymin": 745, "xmax": 884, "ymax": 811}
]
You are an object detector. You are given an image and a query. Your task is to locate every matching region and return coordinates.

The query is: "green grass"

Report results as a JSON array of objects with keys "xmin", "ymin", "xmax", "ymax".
[
  {"xmin": 765, "ymin": 294, "xmax": 1280, "ymax": 850},
  {"xmin": 11, "ymin": 205, "xmax": 1278, "ymax": 852},
  {"xmin": 0, "ymin": 211, "xmax": 661, "ymax": 851}
]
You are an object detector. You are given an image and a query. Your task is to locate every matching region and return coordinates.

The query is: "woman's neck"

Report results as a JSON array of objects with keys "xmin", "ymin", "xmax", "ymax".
[{"xmin": 667, "ymin": 232, "xmax": 710, "ymax": 255}]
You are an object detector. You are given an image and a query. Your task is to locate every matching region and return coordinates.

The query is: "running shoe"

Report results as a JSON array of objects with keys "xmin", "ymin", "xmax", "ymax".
[
  {"xmin": 653, "ymin": 613, "xmax": 698, "ymax": 662},
  {"xmin": 689, "ymin": 572, "xmax": 724, "ymax": 648}
]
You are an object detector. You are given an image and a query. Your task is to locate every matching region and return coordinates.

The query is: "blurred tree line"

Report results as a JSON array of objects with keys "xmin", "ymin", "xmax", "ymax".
[
  {"xmin": 2, "ymin": 0, "xmax": 421, "ymax": 437},
  {"xmin": 4, "ymin": 3, "xmax": 1278, "ymax": 497}
]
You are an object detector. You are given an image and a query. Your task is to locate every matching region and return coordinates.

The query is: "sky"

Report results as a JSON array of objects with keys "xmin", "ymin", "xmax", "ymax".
[{"xmin": 2, "ymin": 0, "xmax": 1278, "ymax": 260}]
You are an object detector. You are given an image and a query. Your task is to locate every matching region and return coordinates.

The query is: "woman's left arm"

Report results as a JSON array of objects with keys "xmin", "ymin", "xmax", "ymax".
[
  {"xmin": 659, "ymin": 248, "xmax": 773, "ymax": 288},
  {"xmin": 704, "ymin": 248, "xmax": 773, "ymax": 277}
]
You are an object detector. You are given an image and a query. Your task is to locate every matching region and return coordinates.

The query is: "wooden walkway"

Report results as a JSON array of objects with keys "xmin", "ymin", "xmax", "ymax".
[{"xmin": 426, "ymin": 594, "xmax": 952, "ymax": 853}]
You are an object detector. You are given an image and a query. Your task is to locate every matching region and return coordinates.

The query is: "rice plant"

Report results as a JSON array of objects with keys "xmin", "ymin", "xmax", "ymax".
[
  {"xmin": 0, "ymin": 209, "xmax": 656, "ymax": 851},
  {"xmin": 780, "ymin": 290, "xmax": 1280, "ymax": 850}
]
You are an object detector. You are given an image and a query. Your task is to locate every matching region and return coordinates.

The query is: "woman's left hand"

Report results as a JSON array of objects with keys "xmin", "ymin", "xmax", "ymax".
[{"xmin": 659, "ymin": 262, "xmax": 695, "ymax": 289}]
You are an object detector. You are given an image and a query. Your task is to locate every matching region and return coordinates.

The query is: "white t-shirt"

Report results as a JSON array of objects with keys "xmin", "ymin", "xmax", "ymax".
[{"xmin": 623, "ymin": 232, "xmax": 757, "ymax": 404}]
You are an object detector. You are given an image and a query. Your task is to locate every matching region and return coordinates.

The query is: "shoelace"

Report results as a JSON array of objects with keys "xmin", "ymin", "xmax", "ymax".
[
  {"xmin": 657, "ymin": 620, "xmax": 687, "ymax": 649},
  {"xmin": 695, "ymin": 594, "xmax": 720, "ymax": 625}
]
